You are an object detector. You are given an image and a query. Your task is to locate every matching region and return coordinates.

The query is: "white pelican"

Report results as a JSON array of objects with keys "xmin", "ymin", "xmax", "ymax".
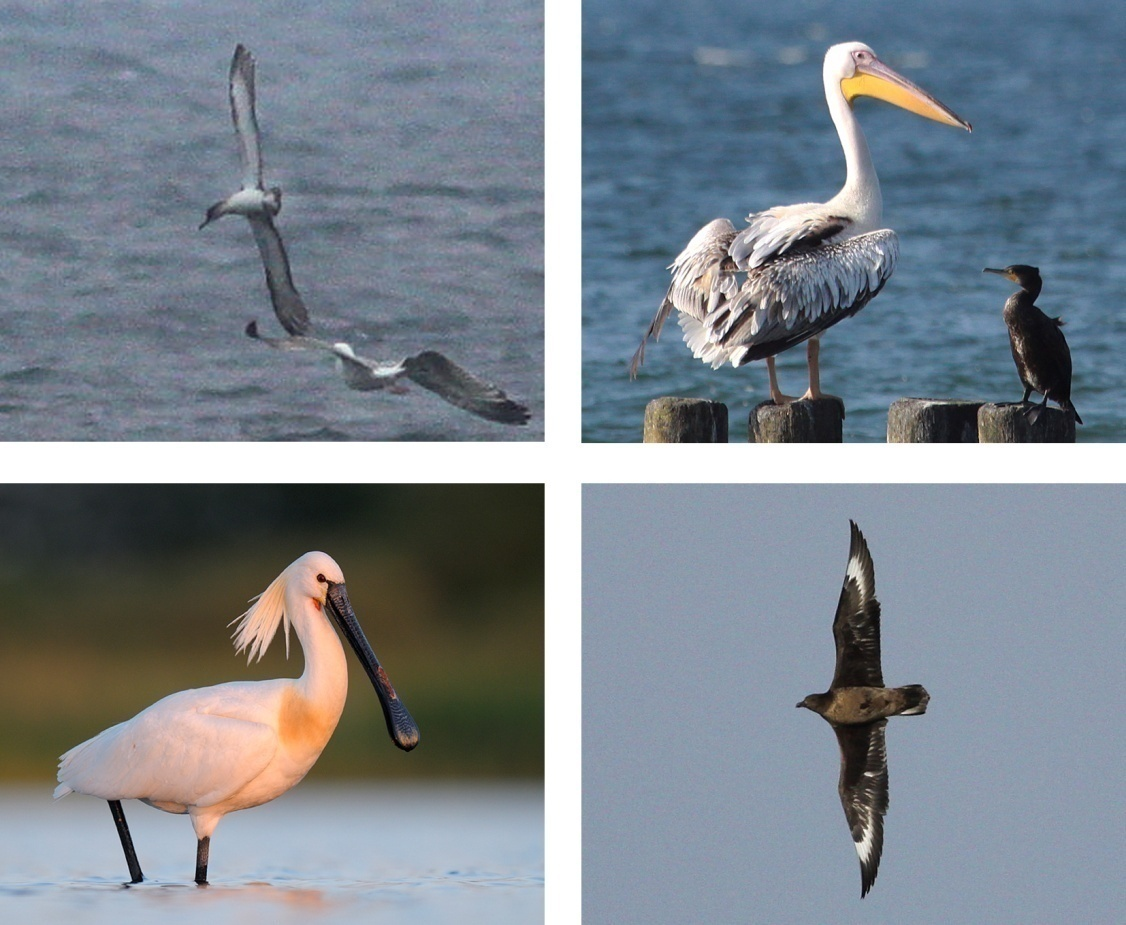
[
  {"xmin": 54, "ymin": 551, "xmax": 418, "ymax": 885},
  {"xmin": 245, "ymin": 321, "xmax": 532, "ymax": 425},
  {"xmin": 630, "ymin": 42, "xmax": 971, "ymax": 404},
  {"xmin": 200, "ymin": 44, "xmax": 310, "ymax": 336}
]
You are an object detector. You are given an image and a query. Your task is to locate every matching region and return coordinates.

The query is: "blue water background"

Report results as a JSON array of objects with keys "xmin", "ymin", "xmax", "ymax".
[
  {"xmin": 0, "ymin": 0, "xmax": 543, "ymax": 440},
  {"xmin": 583, "ymin": 0, "xmax": 1126, "ymax": 441}
]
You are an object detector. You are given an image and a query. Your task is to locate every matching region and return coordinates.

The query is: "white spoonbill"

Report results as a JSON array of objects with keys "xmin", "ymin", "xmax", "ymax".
[
  {"xmin": 630, "ymin": 42, "xmax": 971, "ymax": 405},
  {"xmin": 54, "ymin": 551, "xmax": 419, "ymax": 885}
]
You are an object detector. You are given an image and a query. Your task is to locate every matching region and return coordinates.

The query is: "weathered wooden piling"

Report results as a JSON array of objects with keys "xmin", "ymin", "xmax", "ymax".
[
  {"xmin": 642, "ymin": 397, "xmax": 729, "ymax": 443},
  {"xmin": 887, "ymin": 398, "xmax": 984, "ymax": 443},
  {"xmin": 748, "ymin": 398, "xmax": 844, "ymax": 443},
  {"xmin": 977, "ymin": 402, "xmax": 1076, "ymax": 443}
]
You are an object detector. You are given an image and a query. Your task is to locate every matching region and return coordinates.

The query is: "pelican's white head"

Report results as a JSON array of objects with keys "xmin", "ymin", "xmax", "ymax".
[
  {"xmin": 230, "ymin": 551, "xmax": 344, "ymax": 663},
  {"xmin": 824, "ymin": 42, "xmax": 971, "ymax": 131}
]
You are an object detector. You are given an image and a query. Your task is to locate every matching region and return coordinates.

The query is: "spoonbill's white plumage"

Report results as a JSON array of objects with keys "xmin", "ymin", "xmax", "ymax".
[
  {"xmin": 54, "ymin": 551, "xmax": 418, "ymax": 885},
  {"xmin": 200, "ymin": 44, "xmax": 310, "ymax": 336},
  {"xmin": 631, "ymin": 42, "xmax": 971, "ymax": 404}
]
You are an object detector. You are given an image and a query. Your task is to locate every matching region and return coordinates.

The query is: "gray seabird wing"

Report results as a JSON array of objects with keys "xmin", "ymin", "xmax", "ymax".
[
  {"xmin": 230, "ymin": 44, "xmax": 263, "ymax": 190},
  {"xmin": 247, "ymin": 213, "xmax": 310, "ymax": 336},
  {"xmin": 402, "ymin": 351, "xmax": 530, "ymax": 425}
]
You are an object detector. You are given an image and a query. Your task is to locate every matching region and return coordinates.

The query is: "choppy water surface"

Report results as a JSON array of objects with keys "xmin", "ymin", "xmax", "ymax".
[
  {"xmin": 0, "ymin": 783, "xmax": 542, "ymax": 924},
  {"xmin": 584, "ymin": 0, "xmax": 1126, "ymax": 441},
  {"xmin": 0, "ymin": 0, "xmax": 543, "ymax": 440}
]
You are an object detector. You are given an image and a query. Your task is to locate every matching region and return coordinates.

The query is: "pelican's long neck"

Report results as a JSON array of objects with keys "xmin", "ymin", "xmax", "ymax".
[{"xmin": 824, "ymin": 69, "xmax": 882, "ymax": 232}]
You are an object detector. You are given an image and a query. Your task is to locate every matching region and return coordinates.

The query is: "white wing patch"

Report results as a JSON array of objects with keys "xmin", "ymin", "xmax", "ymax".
[{"xmin": 845, "ymin": 550, "xmax": 873, "ymax": 601}]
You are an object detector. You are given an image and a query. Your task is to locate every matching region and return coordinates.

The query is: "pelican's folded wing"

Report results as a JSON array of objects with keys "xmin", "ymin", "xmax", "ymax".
[
  {"xmin": 730, "ymin": 203, "xmax": 850, "ymax": 269},
  {"xmin": 630, "ymin": 218, "xmax": 738, "ymax": 377}
]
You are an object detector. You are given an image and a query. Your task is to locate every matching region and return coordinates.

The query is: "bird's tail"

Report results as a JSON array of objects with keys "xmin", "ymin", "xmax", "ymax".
[
  {"xmin": 895, "ymin": 684, "xmax": 930, "ymax": 716},
  {"xmin": 1060, "ymin": 400, "xmax": 1083, "ymax": 425}
]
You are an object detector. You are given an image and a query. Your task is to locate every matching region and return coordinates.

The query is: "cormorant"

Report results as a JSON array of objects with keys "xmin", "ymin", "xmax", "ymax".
[{"xmin": 983, "ymin": 265, "xmax": 1082, "ymax": 425}]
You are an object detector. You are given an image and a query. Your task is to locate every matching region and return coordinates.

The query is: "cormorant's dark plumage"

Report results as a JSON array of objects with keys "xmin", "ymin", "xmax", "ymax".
[{"xmin": 983, "ymin": 265, "xmax": 1082, "ymax": 425}]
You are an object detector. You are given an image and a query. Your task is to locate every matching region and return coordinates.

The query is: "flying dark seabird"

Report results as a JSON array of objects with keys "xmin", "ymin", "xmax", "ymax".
[
  {"xmin": 983, "ymin": 265, "xmax": 1082, "ymax": 425},
  {"xmin": 797, "ymin": 521, "xmax": 929, "ymax": 898}
]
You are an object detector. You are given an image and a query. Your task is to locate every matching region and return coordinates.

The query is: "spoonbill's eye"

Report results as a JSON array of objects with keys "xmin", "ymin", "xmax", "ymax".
[{"xmin": 316, "ymin": 573, "xmax": 326, "ymax": 583}]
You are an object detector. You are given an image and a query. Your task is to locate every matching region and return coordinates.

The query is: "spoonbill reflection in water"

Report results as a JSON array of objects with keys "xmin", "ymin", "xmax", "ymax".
[{"xmin": 54, "ymin": 551, "xmax": 419, "ymax": 885}]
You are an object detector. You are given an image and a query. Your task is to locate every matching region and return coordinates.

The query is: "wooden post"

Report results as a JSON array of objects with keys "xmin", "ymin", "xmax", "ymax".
[
  {"xmin": 887, "ymin": 398, "xmax": 984, "ymax": 443},
  {"xmin": 642, "ymin": 397, "xmax": 729, "ymax": 443},
  {"xmin": 977, "ymin": 403, "xmax": 1076, "ymax": 443},
  {"xmin": 748, "ymin": 398, "xmax": 844, "ymax": 443}
]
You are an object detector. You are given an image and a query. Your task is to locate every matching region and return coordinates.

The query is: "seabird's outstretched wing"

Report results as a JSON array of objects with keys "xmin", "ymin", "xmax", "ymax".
[
  {"xmin": 401, "ymin": 351, "xmax": 531, "ymax": 425},
  {"xmin": 834, "ymin": 720, "xmax": 889, "ymax": 898},
  {"xmin": 247, "ymin": 214, "xmax": 310, "ymax": 336},
  {"xmin": 831, "ymin": 520, "xmax": 883, "ymax": 689},
  {"xmin": 229, "ymin": 44, "xmax": 263, "ymax": 190}
]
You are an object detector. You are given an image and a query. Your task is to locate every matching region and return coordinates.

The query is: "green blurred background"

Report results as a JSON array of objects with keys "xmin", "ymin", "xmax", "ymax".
[{"xmin": 0, "ymin": 484, "xmax": 543, "ymax": 783}]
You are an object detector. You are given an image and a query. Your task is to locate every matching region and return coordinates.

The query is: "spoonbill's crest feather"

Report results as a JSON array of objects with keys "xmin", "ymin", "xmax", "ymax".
[{"xmin": 230, "ymin": 567, "xmax": 293, "ymax": 662}]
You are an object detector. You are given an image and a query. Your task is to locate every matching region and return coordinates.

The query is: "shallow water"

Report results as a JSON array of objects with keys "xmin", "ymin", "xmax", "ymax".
[
  {"xmin": 0, "ymin": 0, "xmax": 543, "ymax": 440},
  {"xmin": 583, "ymin": 0, "xmax": 1126, "ymax": 441},
  {"xmin": 0, "ymin": 783, "xmax": 543, "ymax": 924}
]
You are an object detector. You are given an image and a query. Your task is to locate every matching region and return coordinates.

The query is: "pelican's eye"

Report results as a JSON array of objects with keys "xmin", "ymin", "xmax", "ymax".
[{"xmin": 316, "ymin": 573, "xmax": 327, "ymax": 583}]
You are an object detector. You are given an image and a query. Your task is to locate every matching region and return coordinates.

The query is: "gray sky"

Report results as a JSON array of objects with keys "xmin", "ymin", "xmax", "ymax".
[{"xmin": 583, "ymin": 484, "xmax": 1125, "ymax": 924}]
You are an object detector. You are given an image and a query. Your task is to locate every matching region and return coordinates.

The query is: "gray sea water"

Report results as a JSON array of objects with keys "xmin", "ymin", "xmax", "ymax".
[
  {"xmin": 0, "ymin": 783, "xmax": 543, "ymax": 924},
  {"xmin": 0, "ymin": 0, "xmax": 543, "ymax": 441},
  {"xmin": 583, "ymin": 0, "xmax": 1126, "ymax": 441}
]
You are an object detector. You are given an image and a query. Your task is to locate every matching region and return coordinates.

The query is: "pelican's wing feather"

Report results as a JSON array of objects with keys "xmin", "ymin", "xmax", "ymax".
[
  {"xmin": 683, "ymin": 228, "xmax": 898, "ymax": 367},
  {"xmin": 403, "ymin": 351, "xmax": 531, "ymax": 425},
  {"xmin": 229, "ymin": 44, "xmax": 263, "ymax": 190},
  {"xmin": 247, "ymin": 213, "xmax": 311, "ymax": 336},
  {"xmin": 730, "ymin": 203, "xmax": 850, "ymax": 269},
  {"xmin": 630, "ymin": 218, "xmax": 738, "ymax": 377}
]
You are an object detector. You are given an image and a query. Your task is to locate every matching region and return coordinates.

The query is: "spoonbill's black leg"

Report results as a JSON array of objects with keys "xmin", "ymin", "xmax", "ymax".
[
  {"xmin": 107, "ymin": 800, "xmax": 144, "ymax": 884},
  {"xmin": 195, "ymin": 836, "xmax": 210, "ymax": 885}
]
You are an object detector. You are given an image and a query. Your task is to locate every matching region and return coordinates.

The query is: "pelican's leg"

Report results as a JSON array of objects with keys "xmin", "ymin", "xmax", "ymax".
[
  {"xmin": 108, "ymin": 800, "xmax": 144, "ymax": 884},
  {"xmin": 195, "ymin": 836, "xmax": 210, "ymax": 885},
  {"xmin": 765, "ymin": 356, "xmax": 799, "ymax": 405},
  {"xmin": 799, "ymin": 337, "xmax": 842, "ymax": 405}
]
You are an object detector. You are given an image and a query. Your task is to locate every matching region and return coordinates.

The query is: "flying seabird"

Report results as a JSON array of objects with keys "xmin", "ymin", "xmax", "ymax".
[
  {"xmin": 200, "ymin": 44, "xmax": 310, "ymax": 336},
  {"xmin": 201, "ymin": 45, "xmax": 529, "ymax": 425},
  {"xmin": 630, "ymin": 42, "xmax": 971, "ymax": 405},
  {"xmin": 983, "ymin": 265, "xmax": 1082, "ymax": 425},
  {"xmin": 245, "ymin": 322, "xmax": 531, "ymax": 426},
  {"xmin": 796, "ymin": 521, "xmax": 929, "ymax": 898}
]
